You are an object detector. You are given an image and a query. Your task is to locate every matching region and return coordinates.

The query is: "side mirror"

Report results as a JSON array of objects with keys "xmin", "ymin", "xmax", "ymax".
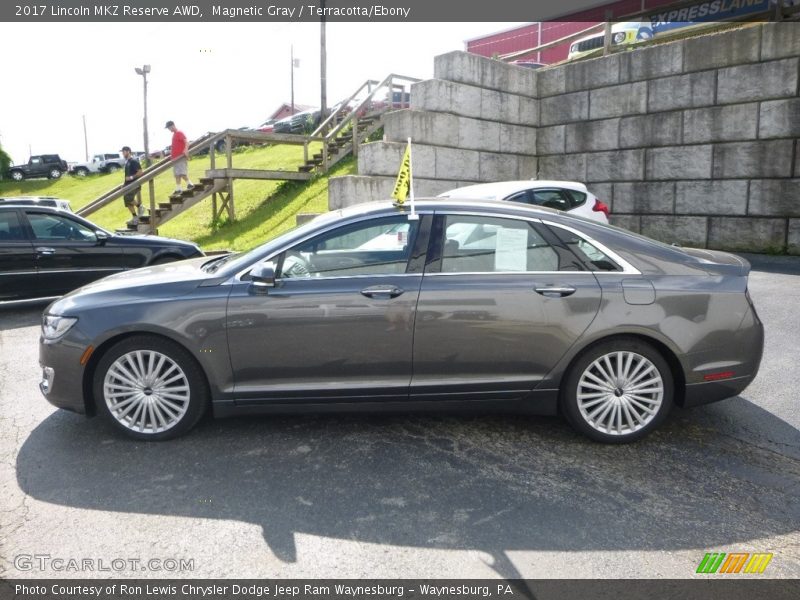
[
  {"xmin": 95, "ymin": 230, "xmax": 109, "ymax": 245},
  {"xmin": 250, "ymin": 261, "xmax": 276, "ymax": 293}
]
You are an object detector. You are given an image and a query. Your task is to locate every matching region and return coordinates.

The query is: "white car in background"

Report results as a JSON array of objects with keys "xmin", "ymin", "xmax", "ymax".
[
  {"xmin": 0, "ymin": 196, "xmax": 73, "ymax": 212},
  {"xmin": 438, "ymin": 180, "xmax": 610, "ymax": 223}
]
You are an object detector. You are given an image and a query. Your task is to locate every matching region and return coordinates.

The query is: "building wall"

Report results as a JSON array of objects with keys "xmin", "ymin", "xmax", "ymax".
[
  {"xmin": 465, "ymin": 0, "xmax": 676, "ymax": 63},
  {"xmin": 330, "ymin": 23, "xmax": 800, "ymax": 254}
]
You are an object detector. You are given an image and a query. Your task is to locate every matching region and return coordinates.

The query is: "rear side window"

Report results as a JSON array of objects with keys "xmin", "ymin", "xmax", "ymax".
[
  {"xmin": 548, "ymin": 225, "xmax": 621, "ymax": 272},
  {"xmin": 0, "ymin": 211, "xmax": 26, "ymax": 241},
  {"xmin": 563, "ymin": 189, "xmax": 587, "ymax": 208},
  {"xmin": 531, "ymin": 189, "xmax": 571, "ymax": 211}
]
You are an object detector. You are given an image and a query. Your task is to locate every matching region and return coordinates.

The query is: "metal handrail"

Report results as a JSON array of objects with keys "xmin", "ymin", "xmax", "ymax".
[
  {"xmin": 325, "ymin": 73, "xmax": 420, "ymax": 142},
  {"xmin": 311, "ymin": 79, "xmax": 380, "ymax": 137}
]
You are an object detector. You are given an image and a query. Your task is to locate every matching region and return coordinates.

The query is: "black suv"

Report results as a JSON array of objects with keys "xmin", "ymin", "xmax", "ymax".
[{"xmin": 6, "ymin": 155, "xmax": 69, "ymax": 181}]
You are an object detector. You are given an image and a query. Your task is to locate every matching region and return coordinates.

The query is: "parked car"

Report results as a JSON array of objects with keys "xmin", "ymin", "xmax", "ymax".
[
  {"xmin": 69, "ymin": 153, "xmax": 128, "ymax": 177},
  {"xmin": 0, "ymin": 204, "xmax": 203, "ymax": 303},
  {"xmin": 438, "ymin": 180, "xmax": 610, "ymax": 223},
  {"xmin": 6, "ymin": 154, "xmax": 69, "ymax": 181},
  {"xmin": 0, "ymin": 196, "xmax": 72, "ymax": 212},
  {"xmin": 38, "ymin": 199, "xmax": 762, "ymax": 443},
  {"xmin": 273, "ymin": 109, "xmax": 321, "ymax": 134},
  {"xmin": 253, "ymin": 118, "xmax": 277, "ymax": 133}
]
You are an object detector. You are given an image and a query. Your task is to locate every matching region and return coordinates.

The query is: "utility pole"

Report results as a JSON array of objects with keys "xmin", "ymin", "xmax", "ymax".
[
  {"xmin": 320, "ymin": 0, "xmax": 327, "ymax": 124},
  {"xmin": 135, "ymin": 64, "xmax": 155, "ymax": 232},
  {"xmin": 82, "ymin": 115, "xmax": 88, "ymax": 161}
]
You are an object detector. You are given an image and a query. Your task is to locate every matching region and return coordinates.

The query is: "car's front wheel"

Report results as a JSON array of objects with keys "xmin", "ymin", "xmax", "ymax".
[
  {"xmin": 73, "ymin": 167, "xmax": 89, "ymax": 177},
  {"xmin": 93, "ymin": 335, "xmax": 208, "ymax": 440},
  {"xmin": 561, "ymin": 338, "xmax": 674, "ymax": 443},
  {"xmin": 9, "ymin": 170, "xmax": 24, "ymax": 181}
]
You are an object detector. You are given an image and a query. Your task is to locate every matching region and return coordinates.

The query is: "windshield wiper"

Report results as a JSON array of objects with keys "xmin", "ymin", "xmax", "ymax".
[{"xmin": 201, "ymin": 253, "xmax": 238, "ymax": 273}]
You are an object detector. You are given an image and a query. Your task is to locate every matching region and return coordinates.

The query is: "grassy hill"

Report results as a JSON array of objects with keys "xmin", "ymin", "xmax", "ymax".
[{"xmin": 0, "ymin": 143, "xmax": 355, "ymax": 251}]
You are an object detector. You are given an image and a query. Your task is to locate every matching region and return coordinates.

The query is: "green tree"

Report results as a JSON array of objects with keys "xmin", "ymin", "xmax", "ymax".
[{"xmin": 0, "ymin": 142, "xmax": 12, "ymax": 178}]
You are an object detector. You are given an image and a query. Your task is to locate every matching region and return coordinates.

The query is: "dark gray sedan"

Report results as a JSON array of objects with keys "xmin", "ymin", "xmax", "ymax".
[{"xmin": 38, "ymin": 200, "xmax": 763, "ymax": 443}]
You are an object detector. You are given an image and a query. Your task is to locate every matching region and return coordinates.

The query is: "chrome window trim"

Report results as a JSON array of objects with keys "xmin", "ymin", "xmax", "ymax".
[{"xmin": 35, "ymin": 267, "xmax": 124, "ymax": 274}]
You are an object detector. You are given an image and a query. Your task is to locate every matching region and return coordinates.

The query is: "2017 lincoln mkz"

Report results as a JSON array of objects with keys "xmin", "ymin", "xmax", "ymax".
[{"xmin": 39, "ymin": 199, "xmax": 763, "ymax": 443}]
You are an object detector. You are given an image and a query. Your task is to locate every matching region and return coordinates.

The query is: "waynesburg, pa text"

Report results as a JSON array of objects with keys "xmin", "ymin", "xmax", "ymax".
[{"xmin": 15, "ymin": 584, "xmax": 517, "ymax": 598}]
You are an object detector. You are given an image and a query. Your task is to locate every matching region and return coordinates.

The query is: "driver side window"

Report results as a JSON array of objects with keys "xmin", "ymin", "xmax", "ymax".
[
  {"xmin": 278, "ymin": 216, "xmax": 418, "ymax": 279},
  {"xmin": 27, "ymin": 213, "xmax": 97, "ymax": 242}
]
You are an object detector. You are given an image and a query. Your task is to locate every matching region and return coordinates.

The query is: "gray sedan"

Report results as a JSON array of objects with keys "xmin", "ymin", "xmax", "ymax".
[{"xmin": 38, "ymin": 199, "xmax": 763, "ymax": 443}]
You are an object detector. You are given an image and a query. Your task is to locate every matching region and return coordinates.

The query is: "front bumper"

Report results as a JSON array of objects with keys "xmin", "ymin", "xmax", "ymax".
[{"xmin": 39, "ymin": 336, "xmax": 90, "ymax": 415}]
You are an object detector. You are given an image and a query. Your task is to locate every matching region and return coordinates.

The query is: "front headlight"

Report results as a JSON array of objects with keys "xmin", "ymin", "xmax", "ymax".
[
  {"xmin": 613, "ymin": 32, "xmax": 627, "ymax": 44},
  {"xmin": 42, "ymin": 315, "xmax": 78, "ymax": 341}
]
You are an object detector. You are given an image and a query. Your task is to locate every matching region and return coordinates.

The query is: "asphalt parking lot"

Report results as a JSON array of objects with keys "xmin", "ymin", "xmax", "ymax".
[{"xmin": 1, "ymin": 260, "xmax": 799, "ymax": 579}]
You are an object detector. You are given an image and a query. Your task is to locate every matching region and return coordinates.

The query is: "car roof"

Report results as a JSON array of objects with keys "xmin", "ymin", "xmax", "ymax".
[
  {"xmin": 330, "ymin": 198, "xmax": 563, "ymax": 222},
  {"xmin": 439, "ymin": 180, "xmax": 589, "ymax": 199},
  {"xmin": 0, "ymin": 195, "xmax": 67, "ymax": 201}
]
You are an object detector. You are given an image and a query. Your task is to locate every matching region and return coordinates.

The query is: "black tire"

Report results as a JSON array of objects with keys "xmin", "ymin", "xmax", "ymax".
[
  {"xmin": 48, "ymin": 168, "xmax": 63, "ymax": 179},
  {"xmin": 10, "ymin": 170, "xmax": 24, "ymax": 181},
  {"xmin": 105, "ymin": 163, "xmax": 120, "ymax": 173},
  {"xmin": 93, "ymin": 335, "xmax": 209, "ymax": 441},
  {"xmin": 74, "ymin": 167, "xmax": 89, "ymax": 177},
  {"xmin": 560, "ymin": 338, "xmax": 674, "ymax": 443}
]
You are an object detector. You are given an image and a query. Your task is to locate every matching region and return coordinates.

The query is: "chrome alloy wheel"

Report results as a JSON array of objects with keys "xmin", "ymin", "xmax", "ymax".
[
  {"xmin": 103, "ymin": 350, "xmax": 190, "ymax": 434},
  {"xmin": 576, "ymin": 351, "xmax": 664, "ymax": 436}
]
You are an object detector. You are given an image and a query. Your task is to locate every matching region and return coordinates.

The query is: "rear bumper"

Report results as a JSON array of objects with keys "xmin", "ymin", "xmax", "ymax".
[{"xmin": 683, "ymin": 375, "xmax": 756, "ymax": 408}]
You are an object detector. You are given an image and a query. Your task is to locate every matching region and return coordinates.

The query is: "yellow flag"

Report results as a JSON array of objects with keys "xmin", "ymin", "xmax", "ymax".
[{"xmin": 391, "ymin": 142, "xmax": 411, "ymax": 203}]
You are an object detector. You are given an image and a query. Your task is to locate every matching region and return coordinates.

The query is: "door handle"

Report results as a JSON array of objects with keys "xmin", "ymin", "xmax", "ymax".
[
  {"xmin": 361, "ymin": 285, "xmax": 404, "ymax": 299},
  {"xmin": 534, "ymin": 285, "xmax": 576, "ymax": 298},
  {"xmin": 35, "ymin": 247, "xmax": 56, "ymax": 256}
]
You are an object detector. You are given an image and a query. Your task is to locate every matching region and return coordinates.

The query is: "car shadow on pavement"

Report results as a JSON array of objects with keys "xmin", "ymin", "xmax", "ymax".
[
  {"xmin": 16, "ymin": 400, "xmax": 800, "ymax": 579},
  {"xmin": 0, "ymin": 306, "xmax": 46, "ymax": 330}
]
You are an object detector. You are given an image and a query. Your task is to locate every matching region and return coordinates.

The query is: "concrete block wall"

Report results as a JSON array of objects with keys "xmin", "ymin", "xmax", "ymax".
[{"xmin": 329, "ymin": 23, "xmax": 800, "ymax": 254}]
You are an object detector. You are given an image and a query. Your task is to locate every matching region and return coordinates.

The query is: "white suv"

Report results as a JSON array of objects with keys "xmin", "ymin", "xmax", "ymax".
[{"xmin": 438, "ymin": 180, "xmax": 610, "ymax": 223}]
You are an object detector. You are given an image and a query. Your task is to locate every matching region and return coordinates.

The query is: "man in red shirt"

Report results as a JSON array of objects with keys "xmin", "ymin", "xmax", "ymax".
[{"xmin": 166, "ymin": 120, "xmax": 194, "ymax": 194}]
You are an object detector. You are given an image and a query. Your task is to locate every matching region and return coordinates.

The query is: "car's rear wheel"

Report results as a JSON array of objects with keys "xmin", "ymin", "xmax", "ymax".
[
  {"xmin": 93, "ymin": 335, "xmax": 208, "ymax": 440},
  {"xmin": 106, "ymin": 164, "xmax": 120, "ymax": 173},
  {"xmin": 48, "ymin": 168, "xmax": 63, "ymax": 179},
  {"xmin": 561, "ymin": 338, "xmax": 673, "ymax": 443},
  {"xmin": 10, "ymin": 170, "xmax": 24, "ymax": 181}
]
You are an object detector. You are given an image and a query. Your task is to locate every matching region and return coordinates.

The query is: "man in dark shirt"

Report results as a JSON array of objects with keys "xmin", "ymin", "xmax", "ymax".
[{"xmin": 121, "ymin": 146, "xmax": 143, "ymax": 227}]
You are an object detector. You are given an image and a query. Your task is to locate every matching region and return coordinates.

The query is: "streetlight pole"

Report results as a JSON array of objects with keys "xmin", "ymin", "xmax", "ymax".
[
  {"xmin": 291, "ymin": 45, "xmax": 295, "ymax": 114},
  {"xmin": 135, "ymin": 65, "xmax": 151, "ymax": 167},
  {"xmin": 135, "ymin": 64, "xmax": 155, "ymax": 232},
  {"xmin": 320, "ymin": 0, "xmax": 327, "ymax": 125}
]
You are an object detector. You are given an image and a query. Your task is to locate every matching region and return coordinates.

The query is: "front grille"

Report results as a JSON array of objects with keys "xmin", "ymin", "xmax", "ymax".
[{"xmin": 575, "ymin": 36, "xmax": 604, "ymax": 53}]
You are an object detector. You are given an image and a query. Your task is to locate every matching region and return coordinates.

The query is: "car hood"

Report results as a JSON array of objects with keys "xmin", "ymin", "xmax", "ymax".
[{"xmin": 46, "ymin": 256, "xmax": 221, "ymax": 314}]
